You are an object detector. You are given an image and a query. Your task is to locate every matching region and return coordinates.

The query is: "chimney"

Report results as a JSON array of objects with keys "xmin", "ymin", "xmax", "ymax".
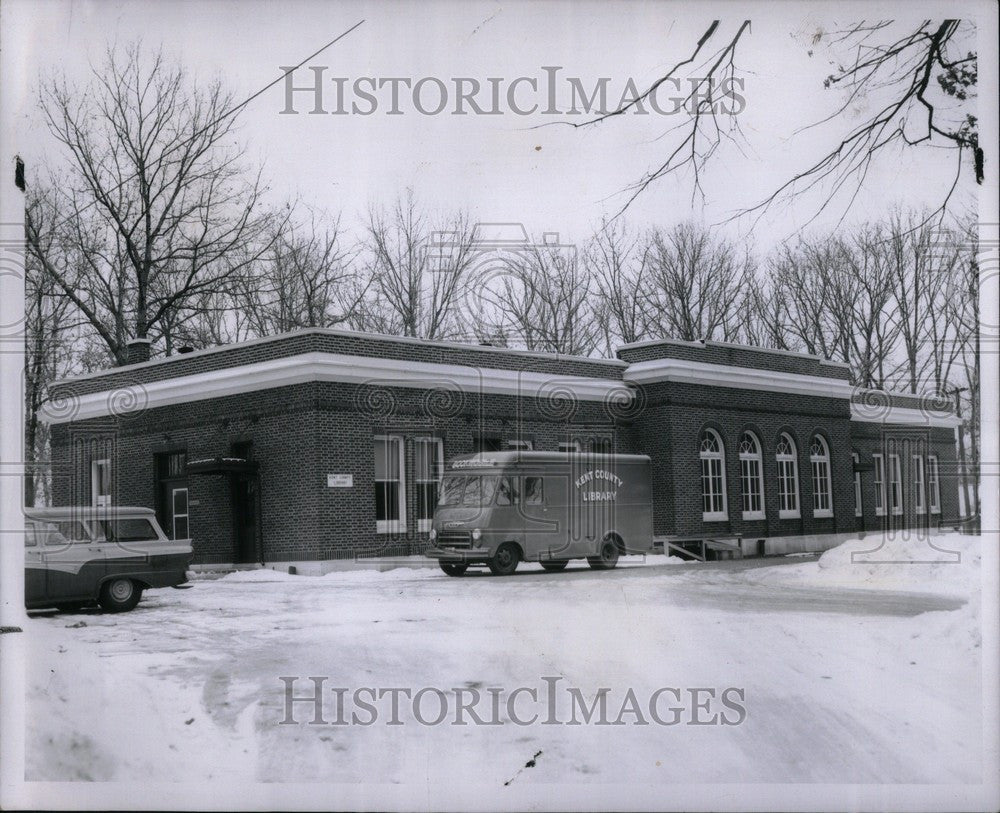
[{"xmin": 125, "ymin": 337, "xmax": 152, "ymax": 365}]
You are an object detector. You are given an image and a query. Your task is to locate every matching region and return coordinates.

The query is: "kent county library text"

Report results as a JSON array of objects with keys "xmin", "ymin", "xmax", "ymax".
[{"xmin": 40, "ymin": 329, "xmax": 962, "ymax": 571}]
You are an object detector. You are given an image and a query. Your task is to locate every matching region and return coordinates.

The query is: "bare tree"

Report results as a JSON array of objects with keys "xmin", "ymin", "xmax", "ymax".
[
  {"xmin": 643, "ymin": 223, "xmax": 753, "ymax": 342},
  {"xmin": 360, "ymin": 190, "xmax": 477, "ymax": 340},
  {"xmin": 26, "ymin": 42, "xmax": 277, "ymax": 365},
  {"xmin": 586, "ymin": 219, "xmax": 654, "ymax": 355},
  {"xmin": 565, "ymin": 19, "xmax": 977, "ymax": 221},
  {"xmin": 23, "ymin": 189, "xmax": 77, "ymax": 506},
  {"xmin": 475, "ymin": 241, "xmax": 599, "ymax": 355},
  {"xmin": 231, "ymin": 209, "xmax": 367, "ymax": 338}
]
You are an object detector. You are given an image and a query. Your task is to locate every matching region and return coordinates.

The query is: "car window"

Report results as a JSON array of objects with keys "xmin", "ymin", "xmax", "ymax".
[
  {"xmin": 463, "ymin": 476, "xmax": 499, "ymax": 507},
  {"xmin": 496, "ymin": 477, "xmax": 520, "ymax": 506},
  {"xmin": 439, "ymin": 476, "xmax": 468, "ymax": 506},
  {"xmin": 53, "ymin": 520, "xmax": 91, "ymax": 543},
  {"xmin": 523, "ymin": 477, "xmax": 544, "ymax": 505},
  {"xmin": 99, "ymin": 518, "xmax": 160, "ymax": 543}
]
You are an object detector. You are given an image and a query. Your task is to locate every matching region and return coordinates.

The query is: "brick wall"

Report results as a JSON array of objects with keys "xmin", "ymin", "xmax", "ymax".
[{"xmin": 46, "ymin": 329, "xmax": 961, "ymax": 564}]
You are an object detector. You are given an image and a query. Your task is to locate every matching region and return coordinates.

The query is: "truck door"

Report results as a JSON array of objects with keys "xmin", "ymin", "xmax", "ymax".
[{"xmin": 520, "ymin": 474, "xmax": 575, "ymax": 560}]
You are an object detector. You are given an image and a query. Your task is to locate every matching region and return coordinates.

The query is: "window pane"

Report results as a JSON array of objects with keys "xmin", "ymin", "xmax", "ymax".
[
  {"xmin": 496, "ymin": 477, "xmax": 520, "ymax": 505},
  {"xmin": 417, "ymin": 482, "xmax": 438, "ymax": 520},
  {"xmin": 440, "ymin": 476, "xmax": 467, "ymax": 505},
  {"xmin": 103, "ymin": 519, "xmax": 159, "ymax": 543},
  {"xmin": 173, "ymin": 516, "xmax": 189, "ymax": 540},
  {"xmin": 173, "ymin": 488, "xmax": 188, "ymax": 515},
  {"xmin": 523, "ymin": 477, "xmax": 543, "ymax": 504},
  {"xmin": 414, "ymin": 441, "xmax": 430, "ymax": 479},
  {"xmin": 375, "ymin": 482, "xmax": 399, "ymax": 521}
]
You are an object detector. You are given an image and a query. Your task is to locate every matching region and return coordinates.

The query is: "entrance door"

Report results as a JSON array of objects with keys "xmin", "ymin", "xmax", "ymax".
[
  {"xmin": 230, "ymin": 442, "xmax": 258, "ymax": 564},
  {"xmin": 232, "ymin": 475, "xmax": 258, "ymax": 564}
]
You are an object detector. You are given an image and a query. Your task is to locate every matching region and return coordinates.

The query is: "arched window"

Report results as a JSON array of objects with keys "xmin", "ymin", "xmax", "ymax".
[
  {"xmin": 699, "ymin": 429, "xmax": 728, "ymax": 521},
  {"xmin": 739, "ymin": 431, "xmax": 765, "ymax": 519},
  {"xmin": 810, "ymin": 435, "xmax": 833, "ymax": 517},
  {"xmin": 775, "ymin": 433, "xmax": 800, "ymax": 519}
]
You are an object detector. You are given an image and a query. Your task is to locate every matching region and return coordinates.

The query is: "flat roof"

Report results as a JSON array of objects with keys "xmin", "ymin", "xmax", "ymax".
[{"xmin": 50, "ymin": 326, "xmax": 627, "ymax": 387}]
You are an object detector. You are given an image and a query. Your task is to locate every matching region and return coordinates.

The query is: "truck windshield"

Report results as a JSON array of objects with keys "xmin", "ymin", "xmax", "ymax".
[{"xmin": 439, "ymin": 475, "xmax": 500, "ymax": 507}]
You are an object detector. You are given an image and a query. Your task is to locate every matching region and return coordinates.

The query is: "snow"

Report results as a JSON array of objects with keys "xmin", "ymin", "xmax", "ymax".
[{"xmin": 24, "ymin": 533, "xmax": 985, "ymax": 789}]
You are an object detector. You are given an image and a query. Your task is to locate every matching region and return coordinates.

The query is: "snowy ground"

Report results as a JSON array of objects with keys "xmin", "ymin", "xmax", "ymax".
[{"xmin": 25, "ymin": 533, "xmax": 985, "ymax": 786}]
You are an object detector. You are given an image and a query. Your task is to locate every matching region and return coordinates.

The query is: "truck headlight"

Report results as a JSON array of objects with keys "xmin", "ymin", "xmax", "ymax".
[
  {"xmin": 472, "ymin": 528, "xmax": 482, "ymax": 541},
  {"xmin": 429, "ymin": 528, "xmax": 437, "ymax": 542}
]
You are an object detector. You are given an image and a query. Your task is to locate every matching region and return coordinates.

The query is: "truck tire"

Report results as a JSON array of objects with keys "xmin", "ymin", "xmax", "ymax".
[
  {"xmin": 540, "ymin": 560, "xmax": 568, "ymax": 572},
  {"xmin": 439, "ymin": 562, "xmax": 468, "ymax": 577},
  {"xmin": 98, "ymin": 578, "xmax": 143, "ymax": 613},
  {"xmin": 588, "ymin": 538, "xmax": 620, "ymax": 570},
  {"xmin": 488, "ymin": 543, "xmax": 521, "ymax": 576}
]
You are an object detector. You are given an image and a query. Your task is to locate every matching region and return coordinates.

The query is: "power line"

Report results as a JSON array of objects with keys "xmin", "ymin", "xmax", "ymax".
[{"xmin": 35, "ymin": 19, "xmax": 365, "ymax": 234}]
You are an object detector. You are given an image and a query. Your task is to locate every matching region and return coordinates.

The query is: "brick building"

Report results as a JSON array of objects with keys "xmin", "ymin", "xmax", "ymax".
[{"xmin": 40, "ymin": 328, "xmax": 962, "ymax": 569}]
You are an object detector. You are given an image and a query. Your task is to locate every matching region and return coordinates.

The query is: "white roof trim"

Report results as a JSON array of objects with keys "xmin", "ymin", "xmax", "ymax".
[
  {"xmin": 49, "ymin": 327, "xmax": 625, "ymax": 387},
  {"xmin": 40, "ymin": 352, "xmax": 630, "ymax": 424},
  {"xmin": 623, "ymin": 357, "xmax": 857, "ymax": 399},
  {"xmin": 850, "ymin": 404, "xmax": 963, "ymax": 429}
]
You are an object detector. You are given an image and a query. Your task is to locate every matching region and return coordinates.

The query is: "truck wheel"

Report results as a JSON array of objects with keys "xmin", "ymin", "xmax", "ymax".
[
  {"xmin": 588, "ymin": 538, "xmax": 620, "ymax": 570},
  {"xmin": 488, "ymin": 543, "xmax": 521, "ymax": 576},
  {"xmin": 439, "ymin": 562, "xmax": 468, "ymax": 577},
  {"xmin": 540, "ymin": 560, "xmax": 568, "ymax": 572},
  {"xmin": 98, "ymin": 578, "xmax": 143, "ymax": 613}
]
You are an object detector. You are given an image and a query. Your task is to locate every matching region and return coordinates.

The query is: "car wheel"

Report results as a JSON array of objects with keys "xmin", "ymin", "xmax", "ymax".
[
  {"xmin": 98, "ymin": 578, "xmax": 143, "ymax": 613},
  {"xmin": 439, "ymin": 562, "xmax": 468, "ymax": 577},
  {"xmin": 588, "ymin": 537, "xmax": 620, "ymax": 570},
  {"xmin": 488, "ymin": 543, "xmax": 521, "ymax": 576},
  {"xmin": 540, "ymin": 560, "xmax": 568, "ymax": 572}
]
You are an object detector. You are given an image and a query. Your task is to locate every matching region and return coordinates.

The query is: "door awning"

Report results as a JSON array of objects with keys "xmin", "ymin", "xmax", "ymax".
[{"xmin": 186, "ymin": 457, "xmax": 259, "ymax": 475}]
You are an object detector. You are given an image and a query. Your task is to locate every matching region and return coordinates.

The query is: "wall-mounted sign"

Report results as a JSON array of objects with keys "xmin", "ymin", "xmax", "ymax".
[{"xmin": 327, "ymin": 474, "xmax": 353, "ymax": 488}]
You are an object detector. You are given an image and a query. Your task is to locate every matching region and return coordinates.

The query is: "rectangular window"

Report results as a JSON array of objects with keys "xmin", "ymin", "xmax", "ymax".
[
  {"xmin": 873, "ymin": 454, "xmax": 886, "ymax": 516},
  {"xmin": 777, "ymin": 461, "xmax": 799, "ymax": 518},
  {"xmin": 374, "ymin": 435, "xmax": 405, "ymax": 533},
  {"xmin": 559, "ymin": 440, "xmax": 582, "ymax": 452},
  {"xmin": 740, "ymin": 458, "xmax": 764, "ymax": 519},
  {"xmin": 852, "ymin": 453, "xmax": 862, "ymax": 517},
  {"xmin": 701, "ymin": 457, "xmax": 727, "ymax": 520},
  {"xmin": 913, "ymin": 455, "xmax": 926, "ymax": 515},
  {"xmin": 507, "ymin": 439, "xmax": 534, "ymax": 450},
  {"xmin": 414, "ymin": 437, "xmax": 444, "ymax": 532},
  {"xmin": 928, "ymin": 455, "xmax": 941, "ymax": 514},
  {"xmin": 888, "ymin": 454, "xmax": 903, "ymax": 515},
  {"xmin": 91, "ymin": 459, "xmax": 111, "ymax": 507},
  {"xmin": 172, "ymin": 488, "xmax": 190, "ymax": 539},
  {"xmin": 811, "ymin": 460, "xmax": 832, "ymax": 517},
  {"xmin": 523, "ymin": 476, "xmax": 544, "ymax": 505},
  {"xmin": 496, "ymin": 476, "xmax": 521, "ymax": 505}
]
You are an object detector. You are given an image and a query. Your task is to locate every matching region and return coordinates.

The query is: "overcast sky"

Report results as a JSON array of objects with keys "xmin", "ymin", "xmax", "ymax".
[{"xmin": 3, "ymin": 0, "xmax": 984, "ymax": 252}]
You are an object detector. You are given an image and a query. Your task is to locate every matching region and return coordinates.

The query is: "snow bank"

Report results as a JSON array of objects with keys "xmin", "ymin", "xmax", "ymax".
[{"xmin": 755, "ymin": 532, "xmax": 981, "ymax": 598}]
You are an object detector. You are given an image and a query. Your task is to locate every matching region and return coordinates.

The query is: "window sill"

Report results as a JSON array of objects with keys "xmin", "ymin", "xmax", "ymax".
[
  {"xmin": 778, "ymin": 511, "xmax": 800, "ymax": 520},
  {"xmin": 417, "ymin": 519, "xmax": 432, "ymax": 533},
  {"xmin": 930, "ymin": 509, "xmax": 941, "ymax": 515},
  {"xmin": 376, "ymin": 522, "xmax": 407, "ymax": 534},
  {"xmin": 702, "ymin": 514, "xmax": 729, "ymax": 523},
  {"xmin": 875, "ymin": 510, "xmax": 886, "ymax": 517},
  {"xmin": 741, "ymin": 512, "xmax": 766, "ymax": 521},
  {"xmin": 813, "ymin": 510, "xmax": 833, "ymax": 519}
]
